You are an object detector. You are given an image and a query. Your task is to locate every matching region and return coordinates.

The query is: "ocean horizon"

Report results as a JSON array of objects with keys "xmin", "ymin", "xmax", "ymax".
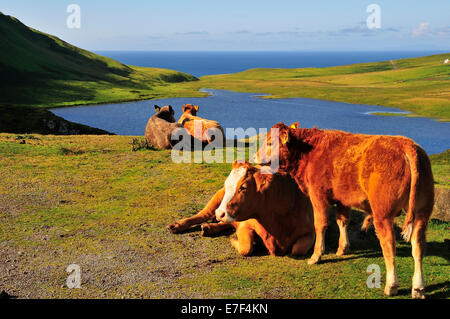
[{"xmin": 94, "ymin": 50, "xmax": 449, "ymax": 77}]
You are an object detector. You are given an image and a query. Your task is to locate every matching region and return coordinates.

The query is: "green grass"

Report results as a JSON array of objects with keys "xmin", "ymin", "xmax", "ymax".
[
  {"xmin": 176, "ymin": 53, "xmax": 450, "ymax": 121},
  {"xmin": 370, "ymin": 112, "xmax": 408, "ymax": 117},
  {"xmin": 0, "ymin": 12, "xmax": 201, "ymax": 108},
  {"xmin": 0, "ymin": 134, "xmax": 448, "ymax": 299},
  {"xmin": 430, "ymin": 150, "xmax": 450, "ymax": 188}
]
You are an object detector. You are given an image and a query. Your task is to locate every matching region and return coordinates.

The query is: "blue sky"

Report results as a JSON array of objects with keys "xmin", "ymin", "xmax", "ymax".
[{"xmin": 2, "ymin": 0, "xmax": 450, "ymax": 51}]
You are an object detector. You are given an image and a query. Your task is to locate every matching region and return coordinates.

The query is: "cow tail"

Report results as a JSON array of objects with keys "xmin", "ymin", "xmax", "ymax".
[{"xmin": 401, "ymin": 146, "xmax": 419, "ymax": 242}]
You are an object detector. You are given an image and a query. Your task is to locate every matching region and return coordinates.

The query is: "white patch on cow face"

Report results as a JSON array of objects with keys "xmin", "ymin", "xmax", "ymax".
[{"xmin": 215, "ymin": 166, "xmax": 247, "ymax": 222}]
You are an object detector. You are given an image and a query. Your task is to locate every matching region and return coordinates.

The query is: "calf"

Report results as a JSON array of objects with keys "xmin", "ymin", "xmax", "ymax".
[
  {"xmin": 168, "ymin": 162, "xmax": 315, "ymax": 257},
  {"xmin": 215, "ymin": 161, "xmax": 315, "ymax": 256},
  {"xmin": 145, "ymin": 105, "xmax": 184, "ymax": 149},
  {"xmin": 178, "ymin": 104, "xmax": 225, "ymax": 145},
  {"xmin": 255, "ymin": 122, "xmax": 435, "ymax": 299}
]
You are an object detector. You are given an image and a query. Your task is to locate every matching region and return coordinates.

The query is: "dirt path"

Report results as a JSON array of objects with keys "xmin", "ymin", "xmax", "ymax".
[{"xmin": 390, "ymin": 60, "xmax": 398, "ymax": 70}]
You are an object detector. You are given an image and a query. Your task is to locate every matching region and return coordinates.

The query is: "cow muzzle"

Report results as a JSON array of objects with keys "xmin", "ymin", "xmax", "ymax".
[{"xmin": 215, "ymin": 208, "xmax": 235, "ymax": 223}]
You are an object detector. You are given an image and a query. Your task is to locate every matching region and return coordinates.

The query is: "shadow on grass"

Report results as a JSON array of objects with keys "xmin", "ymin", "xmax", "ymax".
[
  {"xmin": 0, "ymin": 290, "xmax": 17, "ymax": 299},
  {"xmin": 176, "ymin": 209, "xmax": 449, "ymax": 263},
  {"xmin": 174, "ymin": 208, "xmax": 449, "ymax": 297},
  {"xmin": 320, "ymin": 209, "xmax": 450, "ymax": 261},
  {"xmin": 396, "ymin": 281, "xmax": 450, "ymax": 299}
]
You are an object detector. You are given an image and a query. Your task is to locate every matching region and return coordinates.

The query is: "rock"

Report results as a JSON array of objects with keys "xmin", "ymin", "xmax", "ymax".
[
  {"xmin": 47, "ymin": 120, "xmax": 56, "ymax": 130},
  {"xmin": 431, "ymin": 188, "xmax": 450, "ymax": 221},
  {"xmin": 0, "ymin": 290, "xmax": 11, "ymax": 299}
]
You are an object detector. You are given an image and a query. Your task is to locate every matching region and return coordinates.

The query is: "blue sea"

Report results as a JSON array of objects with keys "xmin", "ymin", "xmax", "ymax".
[{"xmin": 94, "ymin": 50, "xmax": 447, "ymax": 77}]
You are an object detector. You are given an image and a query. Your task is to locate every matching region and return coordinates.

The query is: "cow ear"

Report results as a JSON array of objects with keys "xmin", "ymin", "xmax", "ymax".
[
  {"xmin": 194, "ymin": 105, "xmax": 199, "ymax": 112},
  {"xmin": 154, "ymin": 105, "xmax": 161, "ymax": 112},
  {"xmin": 290, "ymin": 122, "xmax": 299, "ymax": 129},
  {"xmin": 280, "ymin": 129, "xmax": 290, "ymax": 144},
  {"xmin": 254, "ymin": 171, "xmax": 270, "ymax": 192},
  {"xmin": 182, "ymin": 104, "xmax": 186, "ymax": 112}
]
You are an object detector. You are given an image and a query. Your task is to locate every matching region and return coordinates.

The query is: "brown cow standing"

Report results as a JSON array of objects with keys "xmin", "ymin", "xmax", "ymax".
[
  {"xmin": 255, "ymin": 122, "xmax": 435, "ymax": 299},
  {"xmin": 168, "ymin": 162, "xmax": 315, "ymax": 257},
  {"xmin": 145, "ymin": 105, "xmax": 184, "ymax": 149},
  {"xmin": 177, "ymin": 104, "xmax": 226, "ymax": 145}
]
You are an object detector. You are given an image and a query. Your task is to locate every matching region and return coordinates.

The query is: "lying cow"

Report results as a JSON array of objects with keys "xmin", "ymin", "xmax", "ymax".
[
  {"xmin": 178, "ymin": 104, "xmax": 225, "ymax": 145},
  {"xmin": 145, "ymin": 105, "xmax": 184, "ymax": 149},
  {"xmin": 168, "ymin": 161, "xmax": 315, "ymax": 257},
  {"xmin": 255, "ymin": 122, "xmax": 435, "ymax": 299}
]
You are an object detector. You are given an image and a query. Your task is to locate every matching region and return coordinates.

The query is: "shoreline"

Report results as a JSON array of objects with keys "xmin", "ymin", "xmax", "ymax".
[{"xmin": 47, "ymin": 86, "xmax": 447, "ymax": 123}]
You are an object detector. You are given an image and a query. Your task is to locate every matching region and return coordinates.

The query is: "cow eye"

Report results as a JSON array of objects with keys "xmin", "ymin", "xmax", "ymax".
[{"xmin": 239, "ymin": 184, "xmax": 247, "ymax": 192}]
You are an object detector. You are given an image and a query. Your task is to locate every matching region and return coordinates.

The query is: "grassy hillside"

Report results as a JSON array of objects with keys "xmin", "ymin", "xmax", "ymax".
[
  {"xmin": 0, "ymin": 12, "xmax": 202, "ymax": 107},
  {"xmin": 179, "ymin": 53, "xmax": 450, "ymax": 121},
  {"xmin": 0, "ymin": 12, "xmax": 203, "ymax": 134},
  {"xmin": 0, "ymin": 134, "xmax": 448, "ymax": 299}
]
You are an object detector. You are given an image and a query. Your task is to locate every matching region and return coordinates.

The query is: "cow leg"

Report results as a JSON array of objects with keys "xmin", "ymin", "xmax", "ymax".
[
  {"xmin": 231, "ymin": 222, "xmax": 255, "ymax": 256},
  {"xmin": 167, "ymin": 187, "xmax": 225, "ymax": 233},
  {"xmin": 336, "ymin": 205, "xmax": 351, "ymax": 256},
  {"xmin": 201, "ymin": 222, "xmax": 236, "ymax": 237},
  {"xmin": 373, "ymin": 216, "xmax": 398, "ymax": 296},
  {"xmin": 291, "ymin": 232, "xmax": 315, "ymax": 256},
  {"xmin": 308, "ymin": 199, "xmax": 329, "ymax": 265},
  {"xmin": 411, "ymin": 219, "xmax": 427, "ymax": 299}
]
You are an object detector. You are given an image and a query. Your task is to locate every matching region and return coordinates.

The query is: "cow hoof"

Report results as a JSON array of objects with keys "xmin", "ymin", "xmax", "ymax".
[
  {"xmin": 307, "ymin": 255, "xmax": 321, "ymax": 265},
  {"xmin": 201, "ymin": 224, "xmax": 212, "ymax": 236},
  {"xmin": 336, "ymin": 247, "xmax": 350, "ymax": 256},
  {"xmin": 167, "ymin": 222, "xmax": 185, "ymax": 234},
  {"xmin": 411, "ymin": 288, "xmax": 425, "ymax": 299},
  {"xmin": 384, "ymin": 285, "xmax": 399, "ymax": 296}
]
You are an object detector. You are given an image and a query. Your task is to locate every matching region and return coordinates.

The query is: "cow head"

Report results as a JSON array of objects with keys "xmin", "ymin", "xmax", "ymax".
[
  {"xmin": 182, "ymin": 104, "xmax": 199, "ymax": 116},
  {"xmin": 155, "ymin": 105, "xmax": 176, "ymax": 123},
  {"xmin": 215, "ymin": 161, "xmax": 270, "ymax": 223},
  {"xmin": 253, "ymin": 122, "xmax": 299, "ymax": 166}
]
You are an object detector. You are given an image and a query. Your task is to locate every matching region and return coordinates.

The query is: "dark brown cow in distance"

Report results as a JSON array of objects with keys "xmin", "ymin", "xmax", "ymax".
[
  {"xmin": 145, "ymin": 105, "xmax": 184, "ymax": 149},
  {"xmin": 255, "ymin": 122, "xmax": 435, "ymax": 299},
  {"xmin": 168, "ymin": 162, "xmax": 315, "ymax": 257}
]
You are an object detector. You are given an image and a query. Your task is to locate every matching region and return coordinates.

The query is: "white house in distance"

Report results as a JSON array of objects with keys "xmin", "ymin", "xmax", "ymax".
[{"xmin": 445, "ymin": 59, "xmax": 449, "ymax": 64}]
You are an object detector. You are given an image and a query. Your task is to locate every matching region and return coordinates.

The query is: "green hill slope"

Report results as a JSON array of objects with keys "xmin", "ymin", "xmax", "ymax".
[
  {"xmin": 0, "ymin": 13, "xmax": 131, "ymax": 83},
  {"xmin": 0, "ymin": 12, "xmax": 199, "ymax": 108},
  {"xmin": 181, "ymin": 53, "xmax": 450, "ymax": 121}
]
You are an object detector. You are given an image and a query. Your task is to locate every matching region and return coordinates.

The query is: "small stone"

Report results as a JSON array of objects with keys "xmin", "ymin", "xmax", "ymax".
[{"xmin": 0, "ymin": 290, "xmax": 11, "ymax": 299}]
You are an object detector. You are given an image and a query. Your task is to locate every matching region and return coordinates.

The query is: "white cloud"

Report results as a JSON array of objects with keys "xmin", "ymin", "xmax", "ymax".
[
  {"xmin": 412, "ymin": 22, "xmax": 430, "ymax": 36},
  {"xmin": 411, "ymin": 23, "xmax": 450, "ymax": 38}
]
